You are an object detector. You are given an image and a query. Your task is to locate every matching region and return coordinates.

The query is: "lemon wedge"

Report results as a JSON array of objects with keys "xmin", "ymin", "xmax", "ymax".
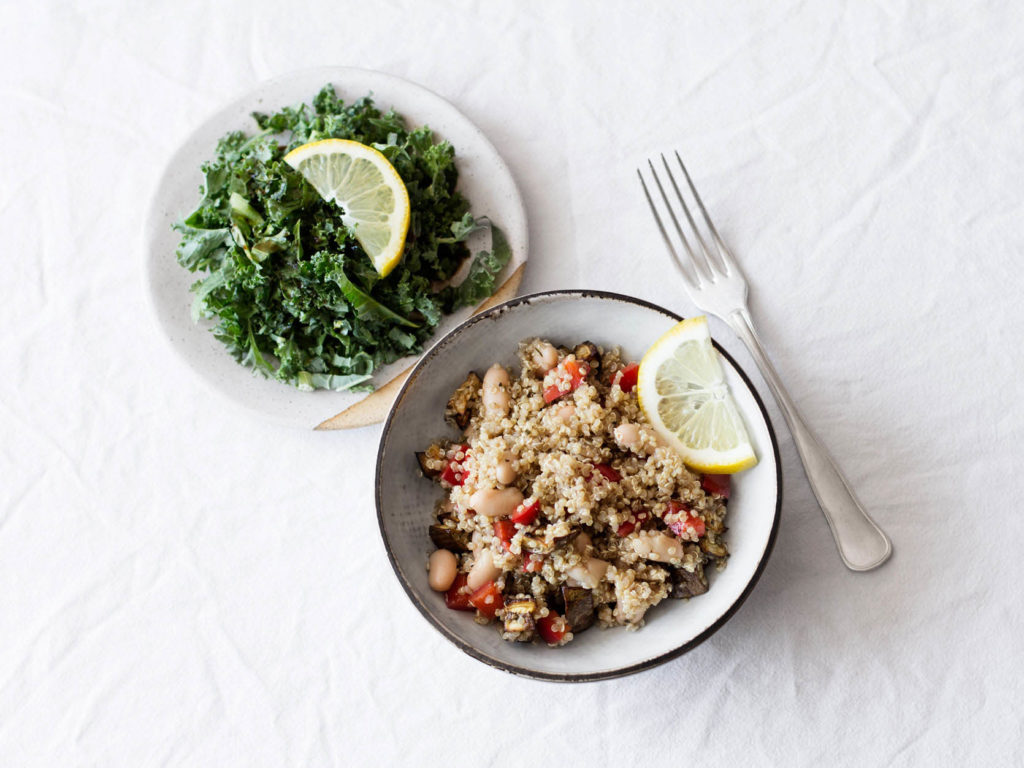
[
  {"xmin": 637, "ymin": 316, "xmax": 758, "ymax": 473},
  {"xmin": 284, "ymin": 139, "xmax": 410, "ymax": 277}
]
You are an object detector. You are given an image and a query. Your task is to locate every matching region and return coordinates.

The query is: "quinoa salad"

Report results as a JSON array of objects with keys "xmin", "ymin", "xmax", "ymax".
[{"xmin": 417, "ymin": 338, "xmax": 732, "ymax": 646}]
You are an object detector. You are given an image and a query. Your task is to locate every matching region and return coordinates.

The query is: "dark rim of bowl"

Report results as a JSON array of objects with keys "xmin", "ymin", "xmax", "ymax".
[{"xmin": 375, "ymin": 289, "xmax": 783, "ymax": 682}]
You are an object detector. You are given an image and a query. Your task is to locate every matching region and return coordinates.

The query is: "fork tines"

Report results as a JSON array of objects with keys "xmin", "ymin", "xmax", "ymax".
[{"xmin": 637, "ymin": 152, "xmax": 739, "ymax": 287}]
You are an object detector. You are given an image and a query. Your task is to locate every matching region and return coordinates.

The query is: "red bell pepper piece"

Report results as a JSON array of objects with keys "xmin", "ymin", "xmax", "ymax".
[
  {"xmin": 617, "ymin": 362, "xmax": 639, "ymax": 393},
  {"xmin": 666, "ymin": 500, "xmax": 705, "ymax": 539},
  {"xmin": 593, "ymin": 463, "xmax": 621, "ymax": 482},
  {"xmin": 543, "ymin": 360, "xmax": 590, "ymax": 403},
  {"xmin": 510, "ymin": 499, "xmax": 540, "ymax": 526},
  {"xmin": 439, "ymin": 444, "xmax": 471, "ymax": 487},
  {"xmin": 616, "ymin": 508, "xmax": 650, "ymax": 537},
  {"xmin": 444, "ymin": 574, "xmax": 475, "ymax": 612},
  {"xmin": 701, "ymin": 474, "xmax": 731, "ymax": 499},
  {"xmin": 668, "ymin": 512, "xmax": 706, "ymax": 539},
  {"xmin": 493, "ymin": 519, "xmax": 516, "ymax": 552},
  {"xmin": 522, "ymin": 554, "xmax": 545, "ymax": 573},
  {"xmin": 537, "ymin": 613, "xmax": 569, "ymax": 645},
  {"xmin": 468, "ymin": 580, "xmax": 504, "ymax": 619},
  {"xmin": 439, "ymin": 462, "xmax": 460, "ymax": 486}
]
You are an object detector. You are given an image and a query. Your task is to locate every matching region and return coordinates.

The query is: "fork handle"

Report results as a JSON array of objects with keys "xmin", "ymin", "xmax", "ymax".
[{"xmin": 726, "ymin": 309, "xmax": 892, "ymax": 571}]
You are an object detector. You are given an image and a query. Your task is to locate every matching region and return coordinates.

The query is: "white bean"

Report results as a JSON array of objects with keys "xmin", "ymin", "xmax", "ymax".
[
  {"xmin": 482, "ymin": 364, "xmax": 511, "ymax": 416},
  {"xmin": 467, "ymin": 549, "xmax": 502, "ymax": 590},
  {"xmin": 555, "ymin": 404, "xmax": 575, "ymax": 424},
  {"xmin": 632, "ymin": 531, "xmax": 683, "ymax": 562},
  {"xmin": 586, "ymin": 557, "xmax": 610, "ymax": 584},
  {"xmin": 427, "ymin": 549, "xmax": 458, "ymax": 592},
  {"xmin": 567, "ymin": 557, "xmax": 610, "ymax": 589},
  {"xmin": 614, "ymin": 422, "xmax": 641, "ymax": 452},
  {"xmin": 531, "ymin": 342, "xmax": 559, "ymax": 374},
  {"xmin": 496, "ymin": 456, "xmax": 517, "ymax": 485},
  {"xmin": 469, "ymin": 486, "xmax": 524, "ymax": 518},
  {"xmin": 572, "ymin": 531, "xmax": 592, "ymax": 555}
]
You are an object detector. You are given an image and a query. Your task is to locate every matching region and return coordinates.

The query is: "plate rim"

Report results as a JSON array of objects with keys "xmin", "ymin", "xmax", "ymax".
[
  {"xmin": 375, "ymin": 288, "xmax": 783, "ymax": 682},
  {"xmin": 142, "ymin": 65, "xmax": 529, "ymax": 428}
]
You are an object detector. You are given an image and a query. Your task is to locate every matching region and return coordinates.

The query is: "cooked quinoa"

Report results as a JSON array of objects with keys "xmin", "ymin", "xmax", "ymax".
[{"xmin": 418, "ymin": 338, "xmax": 730, "ymax": 646}]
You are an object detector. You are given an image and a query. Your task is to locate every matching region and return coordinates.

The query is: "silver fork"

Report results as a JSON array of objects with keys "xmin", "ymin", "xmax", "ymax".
[{"xmin": 638, "ymin": 152, "xmax": 892, "ymax": 571}]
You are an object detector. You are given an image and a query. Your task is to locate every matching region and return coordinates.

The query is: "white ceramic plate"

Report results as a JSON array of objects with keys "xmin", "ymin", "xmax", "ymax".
[
  {"xmin": 144, "ymin": 67, "xmax": 528, "ymax": 428},
  {"xmin": 376, "ymin": 291, "xmax": 782, "ymax": 681}
]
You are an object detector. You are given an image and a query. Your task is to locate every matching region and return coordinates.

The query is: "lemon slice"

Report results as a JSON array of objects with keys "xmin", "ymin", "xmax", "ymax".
[
  {"xmin": 284, "ymin": 139, "xmax": 410, "ymax": 277},
  {"xmin": 637, "ymin": 316, "xmax": 758, "ymax": 473}
]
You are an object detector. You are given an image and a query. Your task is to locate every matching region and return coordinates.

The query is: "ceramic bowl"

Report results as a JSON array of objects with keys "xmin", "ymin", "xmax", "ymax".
[{"xmin": 375, "ymin": 290, "xmax": 781, "ymax": 681}]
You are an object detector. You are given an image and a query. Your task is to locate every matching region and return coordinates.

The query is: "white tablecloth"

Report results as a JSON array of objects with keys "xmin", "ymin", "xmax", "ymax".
[{"xmin": 3, "ymin": 1, "xmax": 1023, "ymax": 765}]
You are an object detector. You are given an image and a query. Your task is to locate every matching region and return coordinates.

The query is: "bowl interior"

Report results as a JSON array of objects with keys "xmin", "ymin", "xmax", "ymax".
[{"xmin": 377, "ymin": 292, "xmax": 780, "ymax": 680}]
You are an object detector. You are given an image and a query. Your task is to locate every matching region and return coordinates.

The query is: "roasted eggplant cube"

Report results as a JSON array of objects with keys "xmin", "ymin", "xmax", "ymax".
[
  {"xmin": 416, "ymin": 443, "xmax": 447, "ymax": 479},
  {"xmin": 669, "ymin": 564, "xmax": 709, "ymax": 599},
  {"xmin": 504, "ymin": 597, "xmax": 537, "ymax": 615},
  {"xmin": 561, "ymin": 586, "xmax": 595, "ymax": 633},
  {"xmin": 428, "ymin": 523, "xmax": 468, "ymax": 552},
  {"xmin": 503, "ymin": 572, "xmax": 534, "ymax": 598},
  {"xmin": 554, "ymin": 528, "xmax": 584, "ymax": 550},
  {"xmin": 546, "ymin": 587, "xmax": 566, "ymax": 614},
  {"xmin": 444, "ymin": 372, "xmax": 482, "ymax": 430},
  {"xmin": 521, "ymin": 535, "xmax": 554, "ymax": 555},
  {"xmin": 416, "ymin": 452, "xmax": 437, "ymax": 479},
  {"xmin": 503, "ymin": 597, "xmax": 538, "ymax": 635},
  {"xmin": 700, "ymin": 537, "xmax": 728, "ymax": 560}
]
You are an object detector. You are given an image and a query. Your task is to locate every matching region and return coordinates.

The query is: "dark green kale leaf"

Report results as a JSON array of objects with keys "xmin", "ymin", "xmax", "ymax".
[
  {"xmin": 173, "ymin": 85, "xmax": 509, "ymax": 391},
  {"xmin": 438, "ymin": 218, "xmax": 512, "ymax": 312}
]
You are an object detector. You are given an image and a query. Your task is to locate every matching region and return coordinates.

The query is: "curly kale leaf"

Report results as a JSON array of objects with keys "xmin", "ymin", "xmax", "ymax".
[{"xmin": 173, "ymin": 85, "xmax": 508, "ymax": 392}]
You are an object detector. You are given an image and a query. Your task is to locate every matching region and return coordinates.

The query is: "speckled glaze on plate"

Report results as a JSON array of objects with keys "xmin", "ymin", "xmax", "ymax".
[
  {"xmin": 144, "ymin": 67, "xmax": 528, "ymax": 429},
  {"xmin": 376, "ymin": 290, "xmax": 782, "ymax": 682}
]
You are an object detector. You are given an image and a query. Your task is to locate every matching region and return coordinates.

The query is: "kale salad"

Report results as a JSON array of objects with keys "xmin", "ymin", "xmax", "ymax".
[{"xmin": 173, "ymin": 84, "xmax": 509, "ymax": 391}]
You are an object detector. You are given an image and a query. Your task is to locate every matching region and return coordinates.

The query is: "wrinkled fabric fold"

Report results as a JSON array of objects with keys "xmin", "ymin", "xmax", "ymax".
[{"xmin": 1, "ymin": 0, "xmax": 1022, "ymax": 765}]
